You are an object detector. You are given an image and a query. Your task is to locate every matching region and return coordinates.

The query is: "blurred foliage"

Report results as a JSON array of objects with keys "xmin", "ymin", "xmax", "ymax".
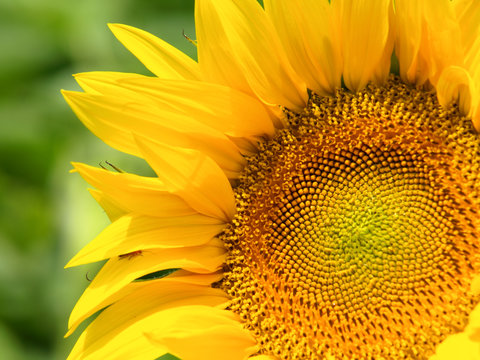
[{"xmin": 0, "ymin": 0, "xmax": 194, "ymax": 359}]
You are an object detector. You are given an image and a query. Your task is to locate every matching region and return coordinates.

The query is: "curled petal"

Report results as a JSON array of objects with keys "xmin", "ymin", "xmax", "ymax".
[{"xmin": 437, "ymin": 66, "xmax": 480, "ymax": 130}]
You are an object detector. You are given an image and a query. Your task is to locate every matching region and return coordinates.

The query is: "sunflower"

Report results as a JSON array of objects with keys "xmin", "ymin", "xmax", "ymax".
[{"xmin": 62, "ymin": 0, "xmax": 480, "ymax": 359}]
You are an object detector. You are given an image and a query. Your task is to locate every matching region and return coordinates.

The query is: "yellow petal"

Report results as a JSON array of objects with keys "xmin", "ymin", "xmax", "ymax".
[
  {"xmin": 469, "ymin": 304, "xmax": 480, "ymax": 341},
  {"xmin": 393, "ymin": 0, "xmax": 422, "ymax": 83},
  {"xmin": 63, "ymin": 90, "xmax": 245, "ymax": 178},
  {"xmin": 118, "ymin": 76, "xmax": 275, "ymax": 140},
  {"xmin": 135, "ymin": 137, "xmax": 236, "ymax": 222},
  {"xmin": 73, "ymin": 162, "xmax": 196, "ymax": 218},
  {"xmin": 264, "ymin": 0, "xmax": 342, "ymax": 95},
  {"xmin": 88, "ymin": 189, "xmax": 127, "ymax": 222},
  {"xmin": 430, "ymin": 333, "xmax": 480, "ymax": 360},
  {"xmin": 451, "ymin": 1, "xmax": 480, "ymax": 130},
  {"xmin": 338, "ymin": 0, "xmax": 393, "ymax": 92},
  {"xmin": 454, "ymin": 0, "xmax": 480, "ymax": 67},
  {"xmin": 148, "ymin": 310, "xmax": 258, "ymax": 360},
  {"xmin": 65, "ymin": 213, "xmax": 226, "ymax": 267},
  {"xmin": 195, "ymin": 0, "xmax": 307, "ymax": 111},
  {"xmin": 394, "ymin": 0, "xmax": 462, "ymax": 86},
  {"xmin": 436, "ymin": 66, "xmax": 478, "ymax": 120},
  {"xmin": 108, "ymin": 23, "xmax": 201, "ymax": 80},
  {"xmin": 431, "ymin": 303, "xmax": 480, "ymax": 360},
  {"xmin": 474, "ymin": 104, "xmax": 480, "ymax": 132},
  {"xmin": 66, "ymin": 271, "xmax": 223, "ymax": 337},
  {"xmin": 436, "ymin": 65, "xmax": 480, "ymax": 132},
  {"xmin": 73, "ymin": 71, "xmax": 147, "ymax": 96},
  {"xmin": 67, "ymin": 240, "xmax": 226, "ymax": 336},
  {"xmin": 372, "ymin": 1, "xmax": 396, "ymax": 85},
  {"xmin": 68, "ymin": 286, "xmax": 229, "ymax": 360}
]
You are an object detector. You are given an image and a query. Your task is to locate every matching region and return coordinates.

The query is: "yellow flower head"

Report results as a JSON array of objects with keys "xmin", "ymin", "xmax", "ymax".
[{"xmin": 63, "ymin": 0, "xmax": 480, "ymax": 359}]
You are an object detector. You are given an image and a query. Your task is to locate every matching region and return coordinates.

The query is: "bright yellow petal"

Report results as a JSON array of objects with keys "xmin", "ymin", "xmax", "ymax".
[
  {"xmin": 135, "ymin": 137, "xmax": 236, "ymax": 222},
  {"xmin": 338, "ymin": 0, "xmax": 393, "ymax": 92},
  {"xmin": 195, "ymin": 0, "xmax": 307, "ymax": 111},
  {"xmin": 65, "ymin": 213, "xmax": 226, "ymax": 267},
  {"xmin": 264, "ymin": 0, "xmax": 342, "ymax": 95},
  {"xmin": 67, "ymin": 240, "xmax": 226, "ymax": 336},
  {"xmin": 394, "ymin": 0, "xmax": 462, "ymax": 86},
  {"xmin": 72, "ymin": 162, "xmax": 196, "ymax": 218},
  {"xmin": 66, "ymin": 271, "xmax": 223, "ymax": 337},
  {"xmin": 474, "ymin": 105, "xmax": 480, "ymax": 133},
  {"xmin": 454, "ymin": 0, "xmax": 480, "ymax": 67},
  {"xmin": 452, "ymin": 0, "xmax": 480, "ymax": 130},
  {"xmin": 372, "ymin": 1, "xmax": 396, "ymax": 85},
  {"xmin": 431, "ymin": 303, "xmax": 480, "ymax": 360},
  {"xmin": 436, "ymin": 66, "xmax": 479, "ymax": 128},
  {"xmin": 76, "ymin": 71, "xmax": 273, "ymax": 151},
  {"xmin": 108, "ymin": 23, "xmax": 201, "ymax": 80},
  {"xmin": 63, "ymin": 90, "xmax": 245, "ymax": 178},
  {"xmin": 88, "ymin": 189, "xmax": 127, "ymax": 222},
  {"xmin": 73, "ymin": 71, "xmax": 148, "ymax": 96},
  {"xmin": 430, "ymin": 333, "xmax": 480, "ymax": 360},
  {"xmin": 68, "ymin": 288, "xmax": 230, "ymax": 360},
  {"xmin": 66, "ymin": 277, "xmax": 141, "ymax": 338},
  {"xmin": 117, "ymin": 76, "xmax": 276, "ymax": 140},
  {"xmin": 148, "ymin": 310, "xmax": 258, "ymax": 360}
]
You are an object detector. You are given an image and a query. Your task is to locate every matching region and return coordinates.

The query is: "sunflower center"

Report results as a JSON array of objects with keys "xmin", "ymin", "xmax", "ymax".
[{"xmin": 219, "ymin": 78, "xmax": 480, "ymax": 359}]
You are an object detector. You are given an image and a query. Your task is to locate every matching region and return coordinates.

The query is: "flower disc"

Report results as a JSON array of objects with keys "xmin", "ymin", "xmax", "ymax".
[{"xmin": 219, "ymin": 78, "xmax": 480, "ymax": 359}]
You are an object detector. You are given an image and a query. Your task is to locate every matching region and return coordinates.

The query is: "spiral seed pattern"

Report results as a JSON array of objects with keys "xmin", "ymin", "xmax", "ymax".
[{"xmin": 219, "ymin": 78, "xmax": 480, "ymax": 359}]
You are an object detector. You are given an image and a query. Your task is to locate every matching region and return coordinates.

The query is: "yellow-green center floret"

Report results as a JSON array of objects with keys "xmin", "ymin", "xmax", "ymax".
[{"xmin": 218, "ymin": 77, "xmax": 480, "ymax": 359}]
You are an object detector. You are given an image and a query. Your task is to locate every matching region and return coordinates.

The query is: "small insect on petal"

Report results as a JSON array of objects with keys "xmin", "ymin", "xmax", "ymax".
[{"xmin": 118, "ymin": 250, "xmax": 143, "ymax": 260}]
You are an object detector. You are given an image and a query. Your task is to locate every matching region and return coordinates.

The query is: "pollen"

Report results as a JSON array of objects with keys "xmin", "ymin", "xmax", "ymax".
[{"xmin": 218, "ymin": 77, "xmax": 480, "ymax": 359}]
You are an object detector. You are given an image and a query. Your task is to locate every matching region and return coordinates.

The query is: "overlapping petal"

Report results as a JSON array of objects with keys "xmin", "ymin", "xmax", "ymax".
[
  {"xmin": 195, "ymin": 0, "xmax": 307, "ymax": 111},
  {"xmin": 66, "ymin": 271, "xmax": 224, "ymax": 337},
  {"xmin": 74, "ymin": 71, "xmax": 148, "ymax": 95},
  {"xmin": 65, "ymin": 213, "xmax": 225, "ymax": 267},
  {"xmin": 394, "ymin": 0, "xmax": 462, "ymax": 87},
  {"xmin": 74, "ymin": 71, "xmax": 275, "ymax": 144},
  {"xmin": 135, "ymin": 136, "xmax": 236, "ymax": 222},
  {"xmin": 63, "ymin": 90, "xmax": 245, "ymax": 178},
  {"xmin": 68, "ymin": 288, "xmax": 232, "ymax": 360},
  {"xmin": 436, "ymin": 66, "xmax": 478, "ymax": 126},
  {"xmin": 117, "ymin": 77, "xmax": 276, "ymax": 141},
  {"xmin": 72, "ymin": 163, "xmax": 196, "ymax": 218},
  {"xmin": 448, "ymin": 0, "xmax": 480, "ymax": 130},
  {"xmin": 147, "ymin": 308, "xmax": 258, "ymax": 360},
  {"xmin": 88, "ymin": 189, "xmax": 127, "ymax": 222},
  {"xmin": 264, "ymin": 0, "xmax": 342, "ymax": 95},
  {"xmin": 338, "ymin": 0, "xmax": 393, "ymax": 92},
  {"xmin": 67, "ymin": 239, "xmax": 226, "ymax": 337}
]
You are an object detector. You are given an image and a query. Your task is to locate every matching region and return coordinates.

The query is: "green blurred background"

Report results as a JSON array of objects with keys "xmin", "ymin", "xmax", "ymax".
[{"xmin": 0, "ymin": 0, "xmax": 196, "ymax": 359}]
